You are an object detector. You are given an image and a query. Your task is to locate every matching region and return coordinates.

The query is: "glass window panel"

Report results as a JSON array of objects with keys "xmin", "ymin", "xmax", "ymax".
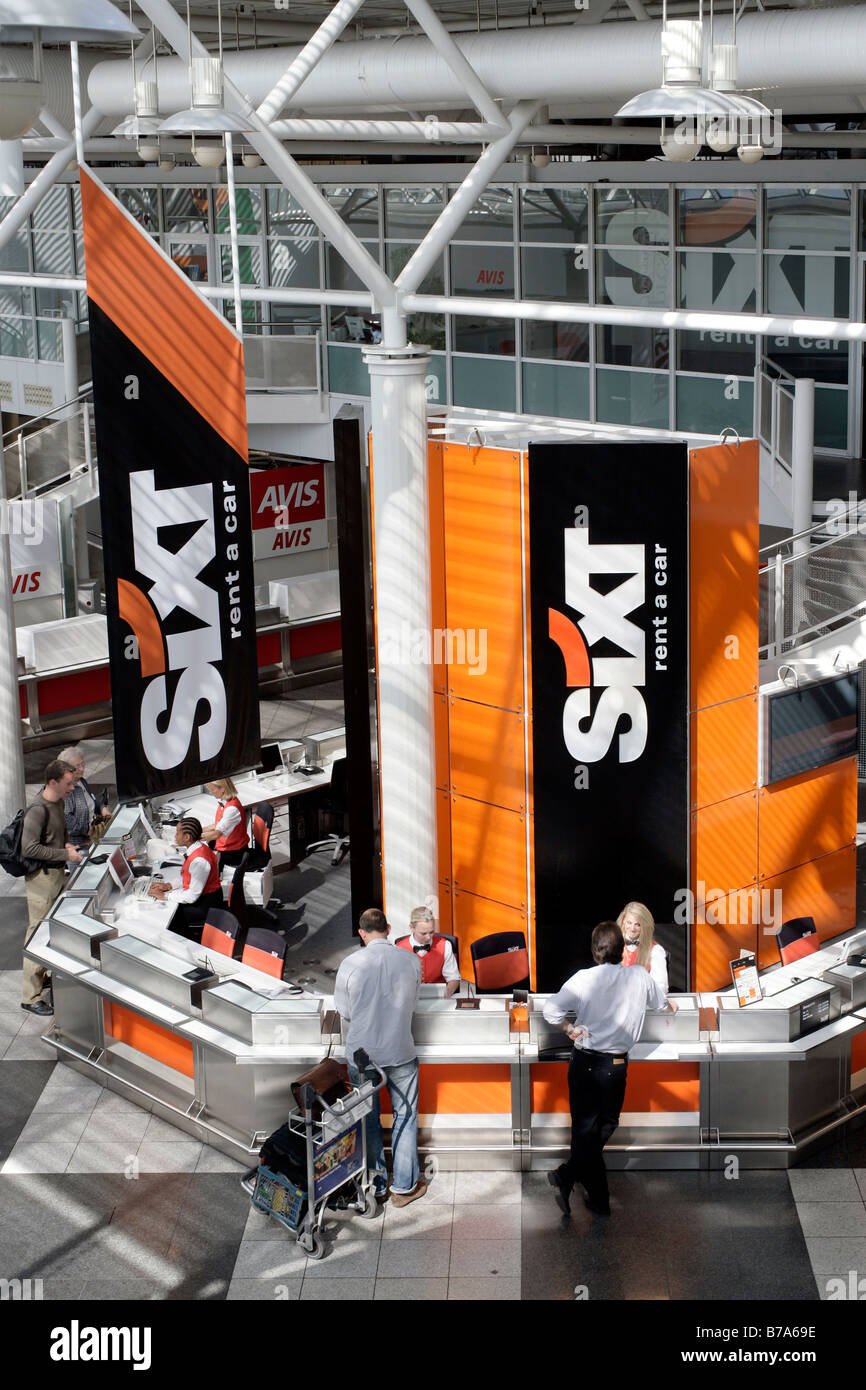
[
  {"xmin": 267, "ymin": 188, "xmax": 317, "ymax": 237},
  {"xmin": 269, "ymin": 237, "xmax": 320, "ymax": 289},
  {"xmin": 36, "ymin": 319, "xmax": 62, "ymax": 362},
  {"xmin": 424, "ymin": 353, "xmax": 447, "ymax": 407},
  {"xmin": 519, "ymin": 187, "xmax": 588, "ymax": 244},
  {"xmin": 32, "ymin": 231, "xmax": 74, "ymax": 277},
  {"xmin": 327, "ymin": 344, "xmax": 371, "ymax": 396},
  {"xmin": 678, "ymin": 251, "xmax": 756, "ymax": 312},
  {"xmin": 164, "ymin": 187, "xmax": 210, "ymax": 232},
  {"xmin": 35, "ymin": 287, "xmax": 76, "ymax": 319},
  {"xmin": 385, "ymin": 244, "xmax": 443, "ymax": 294},
  {"xmin": 407, "ymin": 312, "xmax": 446, "ymax": 350},
  {"xmin": 322, "ymin": 185, "xmax": 379, "ymax": 232},
  {"xmin": 763, "ymin": 335, "xmax": 849, "ymax": 385},
  {"xmin": 598, "ymin": 324, "xmax": 669, "ymax": 370},
  {"xmin": 384, "ymin": 186, "xmax": 446, "ymax": 240},
  {"xmin": 169, "ymin": 242, "xmax": 209, "ymax": 282},
  {"xmin": 451, "ymin": 243, "xmax": 514, "ymax": 298},
  {"xmin": 596, "ymin": 367, "xmax": 670, "ymax": 430},
  {"xmin": 522, "ymin": 361, "xmax": 589, "ymax": 420},
  {"xmin": 71, "ymin": 184, "xmax": 81, "ymax": 232},
  {"xmin": 597, "ymin": 248, "xmax": 670, "ymax": 307},
  {"xmin": 764, "ymin": 253, "xmax": 849, "ymax": 319},
  {"xmin": 815, "ymin": 385, "xmax": 847, "ymax": 450},
  {"xmin": 452, "ymin": 314, "xmax": 516, "ymax": 356},
  {"xmin": 31, "ymin": 184, "xmax": 69, "ymax": 230},
  {"xmin": 448, "ymin": 186, "xmax": 513, "ymax": 242},
  {"xmin": 0, "ymin": 317, "xmax": 33, "ymax": 359},
  {"xmin": 677, "ymin": 187, "xmax": 757, "ymax": 248},
  {"xmin": 74, "ymin": 231, "xmax": 84, "ymax": 276},
  {"xmin": 325, "ymin": 241, "xmax": 379, "ymax": 294},
  {"xmin": 676, "ymin": 374, "xmax": 754, "ymax": 437},
  {"xmin": 116, "ymin": 187, "xmax": 159, "ymax": 234},
  {"xmin": 523, "ymin": 320, "xmax": 589, "ymax": 362},
  {"xmin": 678, "ymin": 328, "xmax": 757, "ymax": 375},
  {"xmin": 765, "ymin": 187, "xmax": 851, "ymax": 252},
  {"xmin": 267, "ymin": 304, "xmax": 323, "ymax": 336},
  {"xmin": 521, "ymin": 245, "xmax": 588, "ymax": 303},
  {"xmin": 220, "ymin": 243, "xmax": 262, "ymax": 286},
  {"xmin": 596, "ymin": 188, "xmax": 669, "ymax": 246},
  {"xmin": 327, "ymin": 306, "xmax": 381, "ymax": 343},
  {"xmin": 0, "ymin": 225, "xmax": 30, "ymax": 274},
  {"xmin": 452, "ymin": 354, "xmax": 516, "ymax": 411},
  {"xmin": 0, "ymin": 285, "xmax": 32, "ymax": 316},
  {"xmin": 214, "ymin": 186, "xmax": 262, "ymax": 235}
]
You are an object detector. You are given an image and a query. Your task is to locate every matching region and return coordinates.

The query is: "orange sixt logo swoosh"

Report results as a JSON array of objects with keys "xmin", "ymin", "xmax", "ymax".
[
  {"xmin": 117, "ymin": 578, "xmax": 165, "ymax": 677},
  {"xmin": 548, "ymin": 607, "xmax": 591, "ymax": 687}
]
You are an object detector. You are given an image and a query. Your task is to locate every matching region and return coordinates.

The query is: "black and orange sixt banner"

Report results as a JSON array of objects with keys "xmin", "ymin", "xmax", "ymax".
[
  {"xmin": 528, "ymin": 443, "xmax": 688, "ymax": 988},
  {"xmin": 80, "ymin": 172, "xmax": 260, "ymax": 799}
]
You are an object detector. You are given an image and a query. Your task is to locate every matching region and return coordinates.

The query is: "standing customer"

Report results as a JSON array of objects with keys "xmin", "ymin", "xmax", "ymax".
[
  {"xmin": 21, "ymin": 759, "xmax": 82, "ymax": 1015},
  {"xmin": 59, "ymin": 745, "xmax": 107, "ymax": 851},
  {"xmin": 334, "ymin": 907, "xmax": 425, "ymax": 1206},
  {"xmin": 543, "ymin": 920, "xmax": 677, "ymax": 1217}
]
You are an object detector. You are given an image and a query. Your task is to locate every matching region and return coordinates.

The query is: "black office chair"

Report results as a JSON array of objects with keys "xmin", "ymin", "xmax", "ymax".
[
  {"xmin": 242, "ymin": 926, "xmax": 287, "ymax": 980},
  {"xmin": 248, "ymin": 802, "xmax": 280, "ymax": 923},
  {"xmin": 306, "ymin": 758, "xmax": 349, "ymax": 865},
  {"xmin": 777, "ymin": 916, "xmax": 820, "ymax": 966},
  {"xmin": 470, "ymin": 931, "xmax": 530, "ymax": 995},
  {"xmin": 226, "ymin": 856, "xmax": 249, "ymax": 941},
  {"xmin": 201, "ymin": 908, "xmax": 241, "ymax": 960}
]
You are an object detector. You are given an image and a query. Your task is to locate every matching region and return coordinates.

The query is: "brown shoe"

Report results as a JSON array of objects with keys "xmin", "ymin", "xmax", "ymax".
[{"xmin": 389, "ymin": 1179, "xmax": 428, "ymax": 1208}]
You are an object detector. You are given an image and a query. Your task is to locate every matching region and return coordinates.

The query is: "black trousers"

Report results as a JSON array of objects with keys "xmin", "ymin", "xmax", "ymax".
[
  {"xmin": 559, "ymin": 1048, "xmax": 629, "ymax": 1205},
  {"xmin": 169, "ymin": 889, "xmax": 224, "ymax": 943},
  {"xmin": 217, "ymin": 848, "xmax": 246, "ymax": 874}
]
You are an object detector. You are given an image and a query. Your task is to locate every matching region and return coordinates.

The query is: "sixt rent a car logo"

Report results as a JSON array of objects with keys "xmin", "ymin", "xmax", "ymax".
[
  {"xmin": 118, "ymin": 471, "xmax": 227, "ymax": 771},
  {"xmin": 548, "ymin": 519, "xmax": 648, "ymax": 769}
]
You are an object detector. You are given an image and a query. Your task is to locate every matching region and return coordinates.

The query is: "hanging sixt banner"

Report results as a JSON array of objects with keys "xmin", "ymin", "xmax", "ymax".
[
  {"xmin": 528, "ymin": 442, "xmax": 688, "ymax": 991},
  {"xmin": 80, "ymin": 171, "xmax": 260, "ymax": 800}
]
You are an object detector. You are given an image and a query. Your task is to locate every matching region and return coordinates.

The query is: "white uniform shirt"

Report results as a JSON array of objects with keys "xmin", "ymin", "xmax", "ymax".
[
  {"xmin": 622, "ymin": 940, "xmax": 669, "ymax": 994},
  {"xmin": 407, "ymin": 932, "xmax": 461, "ymax": 982},
  {"xmin": 166, "ymin": 842, "xmax": 213, "ymax": 905},
  {"xmin": 214, "ymin": 801, "xmax": 242, "ymax": 838},
  {"xmin": 543, "ymin": 962, "xmax": 668, "ymax": 1055}
]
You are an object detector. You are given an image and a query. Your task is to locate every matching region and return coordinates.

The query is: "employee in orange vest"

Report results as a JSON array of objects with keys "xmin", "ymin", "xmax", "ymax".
[
  {"xmin": 617, "ymin": 901, "xmax": 669, "ymax": 994},
  {"xmin": 396, "ymin": 906, "xmax": 461, "ymax": 996},
  {"xmin": 200, "ymin": 778, "xmax": 249, "ymax": 871},
  {"xmin": 149, "ymin": 817, "xmax": 223, "ymax": 940}
]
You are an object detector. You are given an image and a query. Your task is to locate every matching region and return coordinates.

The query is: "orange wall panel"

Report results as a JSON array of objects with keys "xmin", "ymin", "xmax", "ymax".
[
  {"xmin": 758, "ymin": 756, "xmax": 857, "ymax": 882},
  {"xmin": 436, "ymin": 883, "xmax": 453, "ymax": 934},
  {"xmin": 689, "ymin": 442, "xmax": 759, "ymax": 712},
  {"xmin": 436, "ymin": 787, "xmax": 451, "ymax": 886},
  {"xmin": 691, "ymin": 695, "xmax": 758, "ymax": 810},
  {"xmin": 427, "ymin": 442, "xmax": 448, "ymax": 694},
  {"xmin": 441, "ymin": 444, "xmax": 524, "ymax": 712},
  {"xmin": 448, "ymin": 698, "xmax": 527, "ymax": 812},
  {"xmin": 434, "ymin": 692, "xmax": 450, "ymax": 790},
  {"xmin": 693, "ymin": 790, "xmax": 758, "ymax": 893},
  {"xmin": 380, "ymin": 1064, "xmax": 512, "ymax": 1115},
  {"xmin": 453, "ymin": 890, "xmax": 528, "ymax": 979},
  {"xmin": 530, "ymin": 1062, "xmax": 700, "ymax": 1113},
  {"xmin": 693, "ymin": 915, "xmax": 759, "ymax": 992},
  {"xmin": 450, "ymin": 795, "xmax": 527, "ymax": 908},
  {"xmin": 103, "ymin": 1002, "xmax": 194, "ymax": 1079},
  {"xmin": 756, "ymin": 846, "xmax": 856, "ymax": 970}
]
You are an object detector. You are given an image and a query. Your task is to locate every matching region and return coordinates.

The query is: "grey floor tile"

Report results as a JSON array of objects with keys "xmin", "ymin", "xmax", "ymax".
[
  {"xmin": 66, "ymin": 1141, "xmax": 138, "ymax": 1174},
  {"xmin": 302, "ymin": 1236, "xmax": 380, "ymax": 1279},
  {"xmin": 16, "ymin": 1111, "xmax": 89, "ymax": 1147},
  {"xmin": 136, "ymin": 1141, "xmax": 203, "ymax": 1173},
  {"xmin": 789, "ymin": 1169, "xmax": 865, "ymax": 1203},
  {"xmin": 453, "ymin": 1171, "xmax": 522, "ymax": 1205},
  {"xmin": 241, "ymin": 1207, "xmax": 297, "ymax": 1242},
  {"xmin": 164, "ymin": 1242, "xmax": 242, "ymax": 1283},
  {"xmin": 300, "ymin": 1276, "xmax": 375, "ymax": 1300},
  {"xmin": 4, "ymin": 1033, "xmax": 54, "ymax": 1062},
  {"xmin": 374, "ymin": 1278, "xmax": 448, "ymax": 1300},
  {"xmin": 3, "ymin": 1140, "xmax": 77, "ymax": 1174},
  {"xmin": 81, "ymin": 1110, "xmax": 150, "ymax": 1146},
  {"xmin": 195, "ymin": 1147, "xmax": 248, "ymax": 1173},
  {"xmin": 37, "ymin": 1278, "xmax": 88, "ymax": 1301},
  {"xmin": 92, "ymin": 1089, "xmax": 153, "ymax": 1118},
  {"xmin": 76, "ymin": 1279, "xmax": 168, "ymax": 1300},
  {"xmin": 42, "ymin": 1064, "xmax": 100, "ymax": 1094},
  {"xmin": 31, "ymin": 1085, "xmax": 100, "ymax": 1116},
  {"xmin": 422, "ymin": 1170, "xmax": 456, "ymax": 1204},
  {"xmin": 0, "ymin": 1012, "xmax": 25, "ymax": 1041},
  {"xmin": 141, "ymin": 1113, "xmax": 192, "ymax": 1143},
  {"xmin": 451, "ymin": 1204, "xmax": 521, "ymax": 1241},
  {"xmin": 854, "ymin": 1169, "xmax": 866, "ymax": 1203},
  {"xmin": 381, "ymin": 1200, "xmax": 453, "ymax": 1240},
  {"xmin": 805, "ymin": 1236, "xmax": 866, "ymax": 1282},
  {"xmin": 226, "ymin": 1278, "xmax": 302, "ymax": 1300},
  {"xmin": 231, "ymin": 1238, "xmax": 308, "ymax": 1278},
  {"xmin": 448, "ymin": 1277, "xmax": 520, "ymax": 1300},
  {"xmin": 449, "ymin": 1238, "xmax": 521, "ymax": 1278},
  {"xmin": 797, "ymin": 1202, "xmax": 866, "ymax": 1238},
  {"xmin": 376, "ymin": 1239, "xmax": 450, "ymax": 1278}
]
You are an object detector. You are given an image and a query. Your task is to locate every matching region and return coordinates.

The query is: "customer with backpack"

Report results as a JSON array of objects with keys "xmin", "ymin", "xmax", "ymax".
[{"xmin": 21, "ymin": 759, "xmax": 82, "ymax": 1016}]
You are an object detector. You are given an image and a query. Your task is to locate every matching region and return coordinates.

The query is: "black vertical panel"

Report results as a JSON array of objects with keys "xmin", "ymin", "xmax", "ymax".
[
  {"xmin": 334, "ymin": 417, "xmax": 381, "ymax": 929},
  {"xmin": 528, "ymin": 442, "xmax": 689, "ymax": 992}
]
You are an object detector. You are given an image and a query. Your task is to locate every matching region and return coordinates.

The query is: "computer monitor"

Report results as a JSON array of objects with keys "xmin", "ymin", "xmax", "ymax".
[
  {"xmin": 107, "ymin": 846, "xmax": 134, "ymax": 892},
  {"xmin": 302, "ymin": 736, "xmax": 321, "ymax": 768},
  {"xmin": 260, "ymin": 743, "xmax": 283, "ymax": 774}
]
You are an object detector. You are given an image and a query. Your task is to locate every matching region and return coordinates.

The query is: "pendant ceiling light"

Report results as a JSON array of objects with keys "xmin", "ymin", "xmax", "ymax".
[
  {"xmin": 157, "ymin": 0, "xmax": 252, "ymax": 142},
  {"xmin": 112, "ymin": 19, "xmax": 163, "ymax": 161},
  {"xmin": 0, "ymin": 0, "xmax": 139, "ymax": 43}
]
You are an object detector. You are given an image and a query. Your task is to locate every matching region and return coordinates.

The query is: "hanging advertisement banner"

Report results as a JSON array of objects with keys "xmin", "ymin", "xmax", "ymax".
[
  {"xmin": 528, "ymin": 442, "xmax": 689, "ymax": 990},
  {"xmin": 250, "ymin": 464, "xmax": 327, "ymax": 558},
  {"xmin": 80, "ymin": 171, "xmax": 260, "ymax": 800}
]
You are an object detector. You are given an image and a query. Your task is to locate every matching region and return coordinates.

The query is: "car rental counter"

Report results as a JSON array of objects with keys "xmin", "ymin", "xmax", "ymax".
[{"xmin": 26, "ymin": 797, "xmax": 866, "ymax": 1169}]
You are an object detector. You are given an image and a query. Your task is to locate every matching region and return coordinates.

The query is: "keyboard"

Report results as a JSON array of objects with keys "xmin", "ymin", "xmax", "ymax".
[{"xmin": 132, "ymin": 876, "xmax": 154, "ymax": 899}]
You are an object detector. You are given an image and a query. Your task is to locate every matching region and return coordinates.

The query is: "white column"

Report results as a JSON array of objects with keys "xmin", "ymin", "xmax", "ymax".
[
  {"xmin": 363, "ymin": 344, "xmax": 439, "ymax": 932},
  {"xmin": 792, "ymin": 376, "xmax": 815, "ymax": 552},
  {"xmin": 61, "ymin": 315, "xmax": 79, "ymax": 408},
  {"xmin": 0, "ymin": 410, "xmax": 26, "ymax": 827}
]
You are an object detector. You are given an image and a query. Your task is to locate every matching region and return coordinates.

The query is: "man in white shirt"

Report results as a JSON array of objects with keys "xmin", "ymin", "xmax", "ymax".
[
  {"xmin": 149, "ymin": 817, "xmax": 223, "ymax": 940},
  {"xmin": 395, "ymin": 906, "xmax": 461, "ymax": 996},
  {"xmin": 334, "ymin": 908, "xmax": 426, "ymax": 1207},
  {"xmin": 543, "ymin": 920, "xmax": 677, "ymax": 1217}
]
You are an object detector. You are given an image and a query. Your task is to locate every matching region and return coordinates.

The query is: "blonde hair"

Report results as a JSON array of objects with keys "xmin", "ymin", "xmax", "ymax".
[
  {"xmin": 410, "ymin": 905, "xmax": 434, "ymax": 926},
  {"xmin": 617, "ymin": 901, "xmax": 655, "ymax": 971},
  {"xmin": 207, "ymin": 777, "xmax": 238, "ymax": 798}
]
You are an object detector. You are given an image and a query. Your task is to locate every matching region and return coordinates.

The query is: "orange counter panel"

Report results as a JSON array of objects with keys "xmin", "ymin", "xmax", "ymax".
[
  {"xmin": 453, "ymin": 890, "xmax": 528, "ymax": 978},
  {"xmin": 693, "ymin": 790, "xmax": 758, "ymax": 893},
  {"xmin": 441, "ymin": 444, "xmax": 524, "ymax": 712},
  {"xmin": 530, "ymin": 1062, "xmax": 700, "ymax": 1114},
  {"xmin": 691, "ymin": 696, "xmax": 758, "ymax": 810},
  {"xmin": 380, "ymin": 1065, "xmax": 512, "ymax": 1116},
  {"xmin": 449, "ymin": 698, "xmax": 527, "ymax": 813},
  {"xmin": 103, "ymin": 1002, "xmax": 194, "ymax": 1079},
  {"xmin": 758, "ymin": 757, "xmax": 857, "ymax": 882},
  {"xmin": 689, "ymin": 442, "xmax": 759, "ymax": 713},
  {"xmin": 851, "ymin": 1031, "xmax": 866, "ymax": 1078},
  {"xmin": 756, "ymin": 846, "xmax": 856, "ymax": 971},
  {"xmin": 450, "ymin": 795, "xmax": 527, "ymax": 908}
]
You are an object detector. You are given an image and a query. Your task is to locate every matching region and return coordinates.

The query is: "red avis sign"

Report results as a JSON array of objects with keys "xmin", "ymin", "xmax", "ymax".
[{"xmin": 249, "ymin": 464, "xmax": 327, "ymax": 558}]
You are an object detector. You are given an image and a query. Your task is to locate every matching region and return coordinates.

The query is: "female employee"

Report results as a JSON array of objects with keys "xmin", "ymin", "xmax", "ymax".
[
  {"xmin": 200, "ymin": 777, "xmax": 249, "ymax": 872},
  {"xmin": 617, "ymin": 901, "xmax": 669, "ymax": 994}
]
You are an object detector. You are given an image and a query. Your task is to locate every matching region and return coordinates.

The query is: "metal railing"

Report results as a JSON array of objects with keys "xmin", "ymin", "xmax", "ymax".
[
  {"xmin": 755, "ymin": 354, "xmax": 795, "ymax": 521},
  {"xmin": 242, "ymin": 329, "xmax": 321, "ymax": 394},
  {"xmin": 2, "ymin": 386, "xmax": 96, "ymax": 501},
  {"xmin": 759, "ymin": 499, "xmax": 866, "ymax": 657}
]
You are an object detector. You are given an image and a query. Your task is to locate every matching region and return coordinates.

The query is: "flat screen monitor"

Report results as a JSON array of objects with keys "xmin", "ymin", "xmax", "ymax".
[
  {"xmin": 766, "ymin": 672, "xmax": 859, "ymax": 785},
  {"xmin": 260, "ymin": 743, "xmax": 283, "ymax": 774},
  {"xmin": 107, "ymin": 846, "xmax": 133, "ymax": 892}
]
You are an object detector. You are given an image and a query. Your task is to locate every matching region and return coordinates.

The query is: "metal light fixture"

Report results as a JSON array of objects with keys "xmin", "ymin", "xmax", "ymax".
[
  {"xmin": 157, "ymin": 1, "xmax": 252, "ymax": 140},
  {"xmin": 241, "ymin": 148, "xmax": 263, "ymax": 168},
  {"xmin": 0, "ymin": 47, "xmax": 43, "ymax": 139},
  {"xmin": 112, "ymin": 23, "xmax": 164, "ymax": 164},
  {"xmin": 0, "ymin": 0, "xmax": 139, "ymax": 43}
]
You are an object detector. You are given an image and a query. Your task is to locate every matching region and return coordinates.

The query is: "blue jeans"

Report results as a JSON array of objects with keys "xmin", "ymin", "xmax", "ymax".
[{"xmin": 348, "ymin": 1059, "xmax": 419, "ymax": 1196}]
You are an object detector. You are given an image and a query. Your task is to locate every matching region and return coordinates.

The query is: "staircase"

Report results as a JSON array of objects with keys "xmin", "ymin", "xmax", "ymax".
[
  {"xmin": 760, "ymin": 503, "xmax": 866, "ymax": 659},
  {"xmin": 3, "ymin": 386, "xmax": 98, "ymax": 504}
]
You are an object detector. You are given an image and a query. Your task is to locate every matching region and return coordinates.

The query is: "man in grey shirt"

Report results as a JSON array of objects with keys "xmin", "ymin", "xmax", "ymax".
[
  {"xmin": 334, "ymin": 908, "xmax": 425, "ymax": 1206},
  {"xmin": 21, "ymin": 759, "xmax": 82, "ymax": 1015}
]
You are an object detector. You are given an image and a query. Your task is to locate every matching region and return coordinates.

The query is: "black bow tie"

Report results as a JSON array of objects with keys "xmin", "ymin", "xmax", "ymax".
[{"xmin": 413, "ymin": 944, "xmax": 428, "ymax": 954}]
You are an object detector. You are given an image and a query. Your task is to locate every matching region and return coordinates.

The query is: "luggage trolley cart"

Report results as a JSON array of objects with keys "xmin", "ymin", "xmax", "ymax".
[{"xmin": 241, "ymin": 1050, "xmax": 385, "ymax": 1260}]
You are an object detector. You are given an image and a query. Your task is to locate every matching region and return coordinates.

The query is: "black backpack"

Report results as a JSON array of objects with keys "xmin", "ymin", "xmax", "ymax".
[{"xmin": 0, "ymin": 805, "xmax": 49, "ymax": 878}]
